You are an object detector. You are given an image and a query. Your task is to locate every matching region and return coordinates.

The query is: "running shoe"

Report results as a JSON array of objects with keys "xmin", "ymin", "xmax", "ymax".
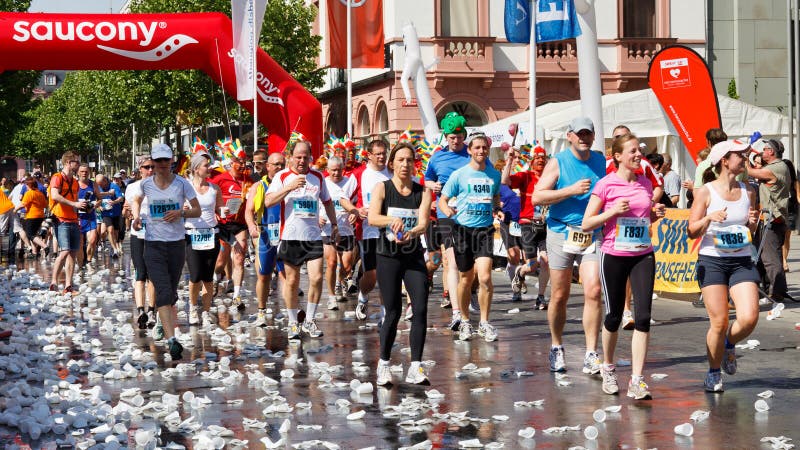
[
  {"xmin": 469, "ymin": 294, "xmax": 480, "ymax": 313},
  {"xmin": 511, "ymin": 292, "xmax": 522, "ymax": 302},
  {"xmin": 327, "ymin": 297, "xmax": 339, "ymax": 311},
  {"xmin": 404, "ymin": 304, "xmax": 414, "ymax": 321},
  {"xmin": 232, "ymin": 296, "xmax": 245, "ymax": 311},
  {"xmin": 549, "ymin": 346, "xmax": 566, "ymax": 372},
  {"xmin": 440, "ymin": 291, "xmax": 451, "ymax": 309},
  {"xmin": 535, "ymin": 295, "xmax": 548, "ymax": 310},
  {"xmin": 376, "ymin": 361, "xmax": 392, "ymax": 386},
  {"xmin": 722, "ymin": 347, "xmax": 737, "ymax": 375},
  {"xmin": 346, "ymin": 279, "xmax": 358, "ymax": 295},
  {"xmin": 520, "ymin": 280, "xmax": 528, "ymax": 294},
  {"xmin": 704, "ymin": 371, "xmax": 724, "ymax": 392},
  {"xmin": 168, "ymin": 338, "xmax": 183, "ymax": 360},
  {"xmin": 477, "ymin": 321, "xmax": 498, "ymax": 342},
  {"xmin": 147, "ymin": 310, "xmax": 156, "ymax": 329},
  {"xmin": 511, "ymin": 266, "xmax": 524, "ymax": 294},
  {"xmin": 301, "ymin": 319, "xmax": 324, "ymax": 338},
  {"xmin": 62, "ymin": 285, "xmax": 77, "ymax": 296},
  {"xmin": 447, "ymin": 314, "xmax": 461, "ymax": 331},
  {"xmin": 622, "ymin": 311, "xmax": 635, "ymax": 330},
  {"xmin": 627, "ymin": 378, "xmax": 652, "ymax": 400},
  {"xmin": 334, "ymin": 283, "xmax": 345, "ymax": 302},
  {"xmin": 137, "ymin": 310, "xmax": 148, "ymax": 330},
  {"xmin": 188, "ymin": 305, "xmax": 200, "ymax": 326},
  {"xmin": 152, "ymin": 321, "xmax": 165, "ymax": 341},
  {"xmin": 297, "ymin": 309, "xmax": 306, "ymax": 324},
  {"xmin": 287, "ymin": 322, "xmax": 301, "ymax": 340},
  {"xmin": 253, "ymin": 310, "xmax": 268, "ymax": 328},
  {"xmin": 405, "ymin": 366, "xmax": 430, "ymax": 385},
  {"xmin": 601, "ymin": 366, "xmax": 619, "ymax": 394},
  {"xmin": 355, "ymin": 302, "xmax": 368, "ymax": 320},
  {"xmin": 458, "ymin": 321, "xmax": 473, "ymax": 341},
  {"xmin": 583, "ymin": 351, "xmax": 602, "ymax": 375}
]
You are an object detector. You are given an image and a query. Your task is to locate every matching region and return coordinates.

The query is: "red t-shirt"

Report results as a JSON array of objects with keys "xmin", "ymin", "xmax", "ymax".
[
  {"xmin": 508, "ymin": 170, "xmax": 541, "ymax": 221},
  {"xmin": 209, "ymin": 170, "xmax": 251, "ymax": 224}
]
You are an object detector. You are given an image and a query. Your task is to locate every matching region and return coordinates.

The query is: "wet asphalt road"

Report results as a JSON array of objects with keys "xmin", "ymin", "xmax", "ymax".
[{"xmin": 2, "ymin": 236, "xmax": 800, "ymax": 449}]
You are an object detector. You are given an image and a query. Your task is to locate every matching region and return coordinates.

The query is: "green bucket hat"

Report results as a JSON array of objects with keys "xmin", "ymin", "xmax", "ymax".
[{"xmin": 440, "ymin": 112, "xmax": 467, "ymax": 136}]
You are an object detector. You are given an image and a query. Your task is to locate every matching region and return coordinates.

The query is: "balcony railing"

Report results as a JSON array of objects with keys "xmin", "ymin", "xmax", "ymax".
[
  {"xmin": 433, "ymin": 36, "xmax": 495, "ymax": 74},
  {"xmin": 618, "ymin": 38, "xmax": 677, "ymax": 71}
]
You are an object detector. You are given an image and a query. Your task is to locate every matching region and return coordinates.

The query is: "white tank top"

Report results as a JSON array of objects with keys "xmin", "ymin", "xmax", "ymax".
[
  {"xmin": 185, "ymin": 183, "xmax": 219, "ymax": 230},
  {"xmin": 699, "ymin": 182, "xmax": 753, "ymax": 258}
]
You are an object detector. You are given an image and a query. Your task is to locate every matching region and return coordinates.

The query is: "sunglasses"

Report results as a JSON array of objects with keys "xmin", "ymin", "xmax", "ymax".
[
  {"xmin": 153, "ymin": 158, "xmax": 171, "ymax": 163},
  {"xmin": 140, "ymin": 165, "xmax": 154, "ymax": 170}
]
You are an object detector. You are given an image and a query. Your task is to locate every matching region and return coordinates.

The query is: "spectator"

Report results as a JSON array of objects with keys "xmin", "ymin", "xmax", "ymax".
[{"xmin": 660, "ymin": 153, "xmax": 681, "ymax": 206}]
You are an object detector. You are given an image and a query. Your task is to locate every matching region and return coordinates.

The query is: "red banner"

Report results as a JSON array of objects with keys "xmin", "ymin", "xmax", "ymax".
[
  {"xmin": 647, "ymin": 45, "xmax": 720, "ymax": 161},
  {"xmin": 0, "ymin": 12, "xmax": 322, "ymax": 156},
  {"xmin": 327, "ymin": 0, "xmax": 384, "ymax": 68}
]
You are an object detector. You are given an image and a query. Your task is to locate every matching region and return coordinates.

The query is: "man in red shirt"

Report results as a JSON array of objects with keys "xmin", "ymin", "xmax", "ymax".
[
  {"xmin": 502, "ymin": 146, "xmax": 550, "ymax": 309},
  {"xmin": 210, "ymin": 154, "xmax": 253, "ymax": 310}
]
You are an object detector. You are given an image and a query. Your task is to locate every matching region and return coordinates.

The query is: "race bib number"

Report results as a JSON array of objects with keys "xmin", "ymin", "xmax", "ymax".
[
  {"xmin": 614, "ymin": 217, "xmax": 651, "ymax": 251},
  {"xmin": 267, "ymin": 223, "xmax": 280, "ymax": 246},
  {"xmin": 509, "ymin": 221, "xmax": 522, "ymax": 237},
  {"xmin": 712, "ymin": 224, "xmax": 752, "ymax": 252},
  {"xmin": 387, "ymin": 207, "xmax": 418, "ymax": 232},
  {"xmin": 226, "ymin": 198, "xmax": 243, "ymax": 215},
  {"xmin": 333, "ymin": 199, "xmax": 344, "ymax": 212},
  {"xmin": 101, "ymin": 199, "xmax": 112, "ymax": 211},
  {"xmin": 563, "ymin": 226, "xmax": 595, "ymax": 254},
  {"xmin": 188, "ymin": 228, "xmax": 216, "ymax": 250},
  {"xmin": 149, "ymin": 199, "xmax": 180, "ymax": 221},
  {"xmin": 467, "ymin": 177, "xmax": 494, "ymax": 204},
  {"xmin": 293, "ymin": 197, "xmax": 318, "ymax": 219}
]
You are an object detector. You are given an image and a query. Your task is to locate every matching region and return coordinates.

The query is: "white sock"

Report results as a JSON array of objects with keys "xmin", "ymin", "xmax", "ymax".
[
  {"xmin": 307, "ymin": 302, "xmax": 318, "ymax": 319},
  {"xmin": 409, "ymin": 361, "xmax": 421, "ymax": 372},
  {"xmin": 378, "ymin": 358, "xmax": 390, "ymax": 368},
  {"xmin": 288, "ymin": 309, "xmax": 298, "ymax": 322},
  {"xmin": 233, "ymin": 286, "xmax": 240, "ymax": 298},
  {"xmin": 586, "ymin": 349, "xmax": 597, "ymax": 357},
  {"xmin": 506, "ymin": 263, "xmax": 517, "ymax": 282},
  {"xmin": 358, "ymin": 292, "xmax": 368, "ymax": 304}
]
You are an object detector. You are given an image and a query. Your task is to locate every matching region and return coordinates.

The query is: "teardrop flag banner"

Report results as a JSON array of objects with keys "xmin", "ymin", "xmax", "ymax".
[{"xmin": 647, "ymin": 45, "xmax": 721, "ymax": 161}]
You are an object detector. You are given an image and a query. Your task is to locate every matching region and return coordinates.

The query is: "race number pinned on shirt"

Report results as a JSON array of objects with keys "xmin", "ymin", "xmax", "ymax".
[
  {"xmin": 712, "ymin": 224, "xmax": 752, "ymax": 252},
  {"xmin": 149, "ymin": 199, "xmax": 180, "ymax": 221},
  {"xmin": 101, "ymin": 198, "xmax": 112, "ymax": 211},
  {"xmin": 267, "ymin": 223, "xmax": 280, "ymax": 246},
  {"xmin": 188, "ymin": 228, "xmax": 216, "ymax": 250},
  {"xmin": 467, "ymin": 178, "xmax": 494, "ymax": 204},
  {"xmin": 293, "ymin": 197, "xmax": 318, "ymax": 219},
  {"xmin": 614, "ymin": 217, "xmax": 651, "ymax": 251},
  {"xmin": 509, "ymin": 221, "xmax": 522, "ymax": 237},
  {"xmin": 563, "ymin": 226, "xmax": 595, "ymax": 254},
  {"xmin": 226, "ymin": 198, "xmax": 243, "ymax": 215},
  {"xmin": 387, "ymin": 207, "xmax": 418, "ymax": 232}
]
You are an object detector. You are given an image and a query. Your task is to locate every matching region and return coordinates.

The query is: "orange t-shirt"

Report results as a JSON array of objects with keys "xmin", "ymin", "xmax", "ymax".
[
  {"xmin": 22, "ymin": 189, "xmax": 47, "ymax": 219},
  {"xmin": 49, "ymin": 173, "xmax": 79, "ymax": 223}
]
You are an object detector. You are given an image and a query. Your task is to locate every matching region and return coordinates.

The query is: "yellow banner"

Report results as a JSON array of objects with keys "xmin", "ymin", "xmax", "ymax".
[{"xmin": 651, "ymin": 208, "xmax": 701, "ymax": 293}]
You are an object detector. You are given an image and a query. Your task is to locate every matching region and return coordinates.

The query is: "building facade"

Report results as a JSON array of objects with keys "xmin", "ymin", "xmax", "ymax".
[{"xmin": 313, "ymin": 0, "xmax": 706, "ymax": 143}]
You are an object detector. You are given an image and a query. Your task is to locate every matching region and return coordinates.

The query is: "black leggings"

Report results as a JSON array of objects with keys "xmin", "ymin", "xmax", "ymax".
[
  {"xmin": 185, "ymin": 236, "xmax": 220, "ymax": 283},
  {"xmin": 376, "ymin": 253, "xmax": 429, "ymax": 361},
  {"xmin": 600, "ymin": 251, "xmax": 655, "ymax": 333}
]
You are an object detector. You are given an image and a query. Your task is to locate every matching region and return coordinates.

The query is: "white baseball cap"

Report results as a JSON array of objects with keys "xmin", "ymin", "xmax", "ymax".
[
  {"xmin": 708, "ymin": 139, "xmax": 750, "ymax": 165},
  {"xmin": 151, "ymin": 143, "xmax": 173, "ymax": 160}
]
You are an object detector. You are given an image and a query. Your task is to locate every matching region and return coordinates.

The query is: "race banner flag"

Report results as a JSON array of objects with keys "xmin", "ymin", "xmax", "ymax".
[
  {"xmin": 328, "ymin": 0, "xmax": 385, "ymax": 68},
  {"xmin": 231, "ymin": 0, "xmax": 267, "ymax": 101},
  {"xmin": 504, "ymin": 0, "xmax": 531, "ymax": 43},
  {"xmin": 536, "ymin": 0, "xmax": 582, "ymax": 43},
  {"xmin": 648, "ymin": 45, "xmax": 721, "ymax": 161},
  {"xmin": 650, "ymin": 208, "xmax": 701, "ymax": 293}
]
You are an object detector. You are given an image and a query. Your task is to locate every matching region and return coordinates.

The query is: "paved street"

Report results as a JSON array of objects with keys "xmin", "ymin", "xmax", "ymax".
[{"xmin": 1, "ymin": 236, "xmax": 800, "ymax": 449}]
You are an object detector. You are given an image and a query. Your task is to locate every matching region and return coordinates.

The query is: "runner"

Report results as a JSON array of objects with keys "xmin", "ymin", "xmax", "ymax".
[
  {"xmin": 96, "ymin": 174, "xmax": 125, "ymax": 259},
  {"xmin": 320, "ymin": 156, "xmax": 358, "ymax": 311},
  {"xmin": 15, "ymin": 175, "xmax": 48, "ymax": 259},
  {"xmin": 369, "ymin": 142, "xmax": 433, "ymax": 386},
  {"xmin": 124, "ymin": 158, "xmax": 157, "ymax": 330},
  {"xmin": 531, "ymin": 116, "xmax": 605, "ymax": 374},
  {"xmin": 76, "ymin": 164, "xmax": 100, "ymax": 268},
  {"xmin": 688, "ymin": 140, "xmax": 760, "ymax": 392},
  {"xmin": 503, "ymin": 146, "xmax": 551, "ymax": 308},
  {"xmin": 130, "ymin": 144, "xmax": 202, "ymax": 360},
  {"xmin": 244, "ymin": 151, "xmax": 287, "ymax": 327},
  {"xmin": 495, "ymin": 159, "xmax": 523, "ymax": 302},
  {"xmin": 264, "ymin": 140, "xmax": 338, "ymax": 339},
  {"xmin": 48, "ymin": 151, "xmax": 87, "ymax": 294},
  {"xmin": 424, "ymin": 112, "xmax": 471, "ymax": 328},
  {"xmin": 184, "ymin": 153, "xmax": 223, "ymax": 326},
  {"xmin": 338, "ymin": 140, "xmax": 391, "ymax": 321},
  {"xmin": 582, "ymin": 133, "xmax": 665, "ymax": 399},
  {"xmin": 438, "ymin": 133, "xmax": 502, "ymax": 342}
]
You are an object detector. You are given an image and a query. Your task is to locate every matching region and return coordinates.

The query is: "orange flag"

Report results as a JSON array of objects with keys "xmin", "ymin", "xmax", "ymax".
[{"xmin": 327, "ymin": 0, "xmax": 385, "ymax": 69}]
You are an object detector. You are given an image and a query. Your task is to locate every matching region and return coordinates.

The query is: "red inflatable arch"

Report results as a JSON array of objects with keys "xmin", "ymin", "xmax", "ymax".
[{"xmin": 0, "ymin": 12, "xmax": 322, "ymax": 155}]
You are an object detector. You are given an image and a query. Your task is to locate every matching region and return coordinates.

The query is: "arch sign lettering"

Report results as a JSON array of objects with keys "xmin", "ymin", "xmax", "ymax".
[{"xmin": 0, "ymin": 12, "xmax": 322, "ymax": 154}]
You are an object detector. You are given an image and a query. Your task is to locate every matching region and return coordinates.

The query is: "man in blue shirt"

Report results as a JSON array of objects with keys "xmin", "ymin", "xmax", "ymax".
[
  {"xmin": 532, "ymin": 116, "xmax": 606, "ymax": 375},
  {"xmin": 424, "ymin": 112, "xmax": 471, "ymax": 327},
  {"xmin": 96, "ymin": 174, "xmax": 125, "ymax": 259},
  {"xmin": 439, "ymin": 133, "xmax": 502, "ymax": 343}
]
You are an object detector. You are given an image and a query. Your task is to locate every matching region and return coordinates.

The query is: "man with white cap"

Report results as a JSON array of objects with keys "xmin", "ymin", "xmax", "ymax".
[{"xmin": 532, "ymin": 116, "xmax": 606, "ymax": 375}]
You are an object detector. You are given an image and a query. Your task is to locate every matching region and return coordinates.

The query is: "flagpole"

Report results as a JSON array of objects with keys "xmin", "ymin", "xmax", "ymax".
[
  {"xmin": 346, "ymin": 0, "xmax": 353, "ymax": 137},
  {"xmin": 252, "ymin": 0, "xmax": 259, "ymax": 154},
  {"xmin": 529, "ymin": 0, "xmax": 537, "ymax": 148}
]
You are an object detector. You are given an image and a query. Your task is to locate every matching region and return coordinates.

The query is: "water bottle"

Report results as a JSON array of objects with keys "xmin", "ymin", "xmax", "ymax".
[{"xmin": 385, "ymin": 230, "xmax": 403, "ymax": 242}]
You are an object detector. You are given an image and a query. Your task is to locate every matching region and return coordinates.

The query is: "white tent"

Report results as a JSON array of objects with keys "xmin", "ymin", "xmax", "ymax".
[{"xmin": 478, "ymin": 88, "xmax": 795, "ymax": 189}]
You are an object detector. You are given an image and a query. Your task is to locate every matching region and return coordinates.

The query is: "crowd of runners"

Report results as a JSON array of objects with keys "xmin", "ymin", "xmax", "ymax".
[{"xmin": 1, "ymin": 111, "xmax": 795, "ymax": 399}]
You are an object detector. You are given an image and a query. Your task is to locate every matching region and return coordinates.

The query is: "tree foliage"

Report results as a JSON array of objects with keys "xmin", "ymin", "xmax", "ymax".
[{"xmin": 14, "ymin": 0, "xmax": 323, "ymax": 165}]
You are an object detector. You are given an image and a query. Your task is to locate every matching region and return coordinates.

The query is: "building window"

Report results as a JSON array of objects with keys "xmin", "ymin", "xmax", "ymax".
[
  {"xmin": 376, "ymin": 102, "xmax": 388, "ymax": 134},
  {"xmin": 357, "ymin": 106, "xmax": 370, "ymax": 137},
  {"xmin": 441, "ymin": 0, "xmax": 478, "ymax": 37},
  {"xmin": 44, "ymin": 74, "xmax": 57, "ymax": 86},
  {"xmin": 622, "ymin": 0, "xmax": 656, "ymax": 38}
]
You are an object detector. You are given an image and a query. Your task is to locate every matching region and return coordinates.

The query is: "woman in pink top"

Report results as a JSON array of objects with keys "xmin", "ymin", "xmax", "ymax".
[{"xmin": 582, "ymin": 134, "xmax": 666, "ymax": 400}]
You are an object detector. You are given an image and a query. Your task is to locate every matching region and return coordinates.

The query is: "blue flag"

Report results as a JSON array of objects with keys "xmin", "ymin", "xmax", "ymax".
[
  {"xmin": 504, "ymin": 0, "xmax": 531, "ymax": 44},
  {"xmin": 536, "ymin": 0, "xmax": 582, "ymax": 43}
]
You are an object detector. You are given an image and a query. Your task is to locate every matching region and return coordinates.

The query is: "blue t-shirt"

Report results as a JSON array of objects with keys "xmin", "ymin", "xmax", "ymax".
[
  {"xmin": 20, "ymin": 182, "xmax": 47, "ymax": 196},
  {"xmin": 99, "ymin": 183, "xmax": 123, "ymax": 218},
  {"xmin": 441, "ymin": 163, "xmax": 501, "ymax": 228},
  {"xmin": 78, "ymin": 181, "xmax": 97, "ymax": 221},
  {"xmin": 499, "ymin": 185, "xmax": 521, "ymax": 223},
  {"xmin": 425, "ymin": 146, "xmax": 470, "ymax": 218},
  {"xmin": 546, "ymin": 149, "xmax": 606, "ymax": 233}
]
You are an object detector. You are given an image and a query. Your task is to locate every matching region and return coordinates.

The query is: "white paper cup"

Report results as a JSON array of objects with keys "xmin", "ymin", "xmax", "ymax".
[
  {"xmin": 754, "ymin": 399, "xmax": 770, "ymax": 412},
  {"xmin": 673, "ymin": 423, "xmax": 694, "ymax": 437},
  {"xmin": 584, "ymin": 425, "xmax": 598, "ymax": 440},
  {"xmin": 593, "ymin": 409, "xmax": 607, "ymax": 423},
  {"xmin": 355, "ymin": 382, "xmax": 374, "ymax": 395}
]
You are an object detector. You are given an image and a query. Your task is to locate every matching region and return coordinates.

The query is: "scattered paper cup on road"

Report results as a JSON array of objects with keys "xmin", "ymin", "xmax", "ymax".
[
  {"xmin": 592, "ymin": 409, "xmax": 607, "ymax": 423},
  {"xmin": 674, "ymin": 423, "xmax": 694, "ymax": 437},
  {"xmin": 754, "ymin": 399, "xmax": 770, "ymax": 412},
  {"xmin": 518, "ymin": 427, "xmax": 535, "ymax": 439},
  {"xmin": 584, "ymin": 425, "xmax": 599, "ymax": 440},
  {"xmin": 347, "ymin": 410, "xmax": 366, "ymax": 421}
]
